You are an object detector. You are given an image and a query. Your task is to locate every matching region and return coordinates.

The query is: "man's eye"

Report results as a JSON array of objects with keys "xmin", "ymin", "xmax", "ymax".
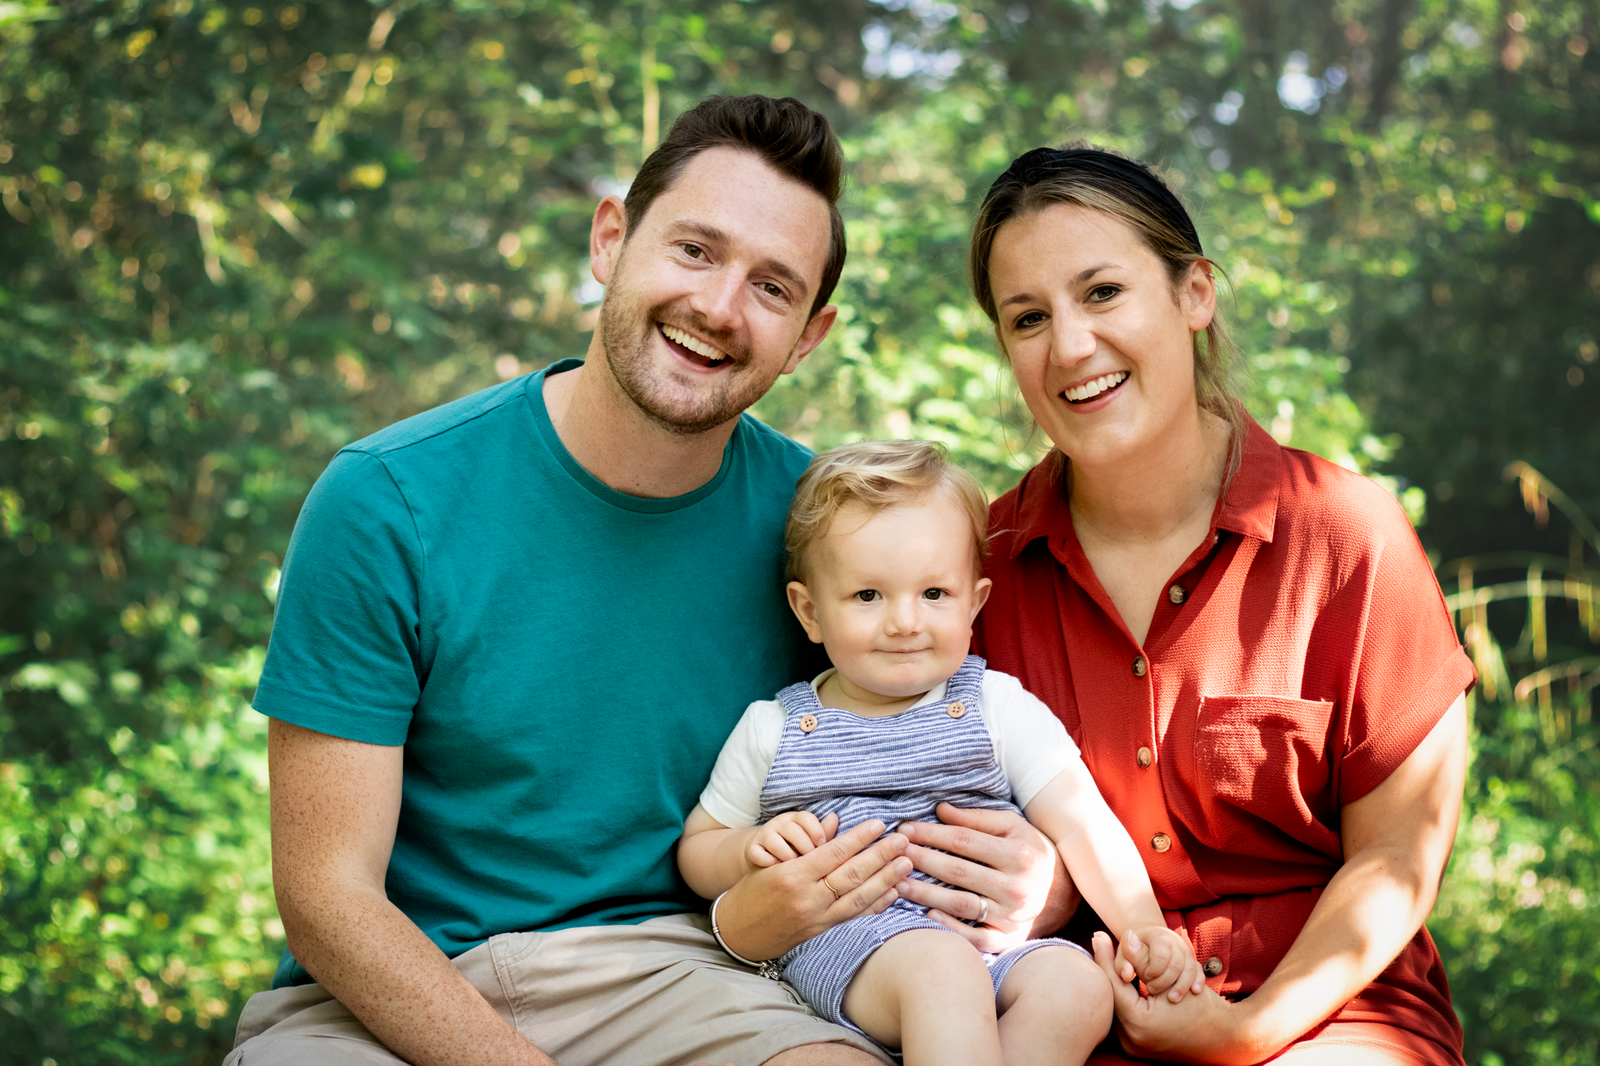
[
  {"xmin": 854, "ymin": 590, "xmax": 880, "ymax": 602},
  {"xmin": 761, "ymin": 282, "xmax": 785, "ymax": 299},
  {"xmin": 681, "ymin": 243, "xmax": 705, "ymax": 259}
]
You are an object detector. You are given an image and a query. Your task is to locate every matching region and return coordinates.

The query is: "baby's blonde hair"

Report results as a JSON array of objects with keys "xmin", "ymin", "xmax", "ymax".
[{"xmin": 785, "ymin": 440, "xmax": 990, "ymax": 583}]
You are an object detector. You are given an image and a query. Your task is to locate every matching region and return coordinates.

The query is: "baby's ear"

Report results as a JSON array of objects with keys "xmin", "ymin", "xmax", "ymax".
[
  {"xmin": 970, "ymin": 576, "xmax": 993, "ymax": 617},
  {"xmin": 786, "ymin": 581, "xmax": 825, "ymax": 644}
]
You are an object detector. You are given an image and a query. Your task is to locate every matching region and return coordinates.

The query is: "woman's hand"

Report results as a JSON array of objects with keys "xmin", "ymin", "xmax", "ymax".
[
  {"xmin": 1093, "ymin": 932, "xmax": 1261, "ymax": 1065},
  {"xmin": 712, "ymin": 816, "xmax": 913, "ymax": 961},
  {"xmin": 894, "ymin": 802, "xmax": 1078, "ymax": 953}
]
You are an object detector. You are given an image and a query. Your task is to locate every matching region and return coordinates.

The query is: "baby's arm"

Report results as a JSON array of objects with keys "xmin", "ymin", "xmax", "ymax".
[
  {"xmin": 679, "ymin": 805, "xmax": 836, "ymax": 899},
  {"xmin": 1023, "ymin": 761, "xmax": 1204, "ymax": 1002}
]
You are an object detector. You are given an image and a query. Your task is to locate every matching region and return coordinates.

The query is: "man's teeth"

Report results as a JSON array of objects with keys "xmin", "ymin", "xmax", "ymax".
[
  {"xmin": 661, "ymin": 324, "xmax": 728, "ymax": 364},
  {"xmin": 1064, "ymin": 372, "xmax": 1129, "ymax": 403}
]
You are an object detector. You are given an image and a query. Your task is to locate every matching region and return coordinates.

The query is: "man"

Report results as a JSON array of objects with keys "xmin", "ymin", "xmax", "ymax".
[{"xmin": 228, "ymin": 95, "xmax": 1065, "ymax": 1066}]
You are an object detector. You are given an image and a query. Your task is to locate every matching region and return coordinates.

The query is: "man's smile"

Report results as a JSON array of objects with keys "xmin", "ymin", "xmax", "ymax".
[{"xmin": 660, "ymin": 322, "xmax": 732, "ymax": 369}]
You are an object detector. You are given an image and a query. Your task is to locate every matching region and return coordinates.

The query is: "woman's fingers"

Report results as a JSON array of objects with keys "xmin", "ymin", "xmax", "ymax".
[
  {"xmin": 918, "ymin": 906, "xmax": 1018, "ymax": 953},
  {"xmin": 899, "ymin": 804, "xmax": 1057, "ymax": 918}
]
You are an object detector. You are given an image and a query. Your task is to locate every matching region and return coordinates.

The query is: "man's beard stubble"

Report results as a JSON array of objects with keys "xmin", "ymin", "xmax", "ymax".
[{"xmin": 596, "ymin": 265, "xmax": 782, "ymax": 438}]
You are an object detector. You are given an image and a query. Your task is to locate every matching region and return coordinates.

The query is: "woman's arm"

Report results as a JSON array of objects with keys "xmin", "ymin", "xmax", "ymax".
[{"xmin": 1095, "ymin": 694, "xmax": 1469, "ymax": 1064}]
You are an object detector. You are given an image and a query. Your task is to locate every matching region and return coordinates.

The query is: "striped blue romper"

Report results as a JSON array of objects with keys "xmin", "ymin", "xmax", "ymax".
[{"xmin": 757, "ymin": 655, "xmax": 1083, "ymax": 1040}]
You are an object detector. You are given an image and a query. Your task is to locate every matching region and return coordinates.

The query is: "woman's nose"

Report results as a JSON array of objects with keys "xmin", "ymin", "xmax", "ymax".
[{"xmin": 1050, "ymin": 305, "xmax": 1097, "ymax": 366}]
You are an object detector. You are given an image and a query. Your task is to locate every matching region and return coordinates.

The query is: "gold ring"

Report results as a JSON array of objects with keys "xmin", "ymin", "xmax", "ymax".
[
  {"xmin": 823, "ymin": 877, "xmax": 843, "ymax": 901},
  {"xmin": 975, "ymin": 895, "xmax": 990, "ymax": 924}
]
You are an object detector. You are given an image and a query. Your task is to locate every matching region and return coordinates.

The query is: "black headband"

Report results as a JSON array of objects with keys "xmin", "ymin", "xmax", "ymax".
[{"xmin": 985, "ymin": 147, "xmax": 1204, "ymax": 256}]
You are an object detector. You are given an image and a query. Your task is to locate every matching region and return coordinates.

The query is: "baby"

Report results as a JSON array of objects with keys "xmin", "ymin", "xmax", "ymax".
[{"xmin": 678, "ymin": 440, "xmax": 1200, "ymax": 1066}]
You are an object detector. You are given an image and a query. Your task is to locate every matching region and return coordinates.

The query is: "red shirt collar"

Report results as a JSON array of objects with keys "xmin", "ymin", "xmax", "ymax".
[{"xmin": 1006, "ymin": 411, "xmax": 1283, "ymax": 562}]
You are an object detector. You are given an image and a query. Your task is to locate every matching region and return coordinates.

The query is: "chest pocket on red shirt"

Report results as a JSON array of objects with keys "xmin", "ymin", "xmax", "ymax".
[{"xmin": 1193, "ymin": 694, "xmax": 1337, "ymax": 851}]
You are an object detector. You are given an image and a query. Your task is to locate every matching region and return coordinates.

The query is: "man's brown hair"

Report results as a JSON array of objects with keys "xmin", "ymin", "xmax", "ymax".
[{"xmin": 624, "ymin": 95, "xmax": 846, "ymax": 318}]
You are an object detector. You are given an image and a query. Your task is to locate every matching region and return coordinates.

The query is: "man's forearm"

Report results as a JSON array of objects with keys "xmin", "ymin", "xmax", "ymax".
[{"xmin": 279, "ymin": 883, "xmax": 554, "ymax": 1066}]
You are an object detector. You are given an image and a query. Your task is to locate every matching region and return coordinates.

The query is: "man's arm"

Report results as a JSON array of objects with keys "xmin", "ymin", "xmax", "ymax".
[{"xmin": 269, "ymin": 718, "xmax": 554, "ymax": 1066}]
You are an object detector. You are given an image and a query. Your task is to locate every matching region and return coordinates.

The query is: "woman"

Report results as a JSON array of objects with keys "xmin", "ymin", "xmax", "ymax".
[{"xmin": 967, "ymin": 146, "xmax": 1475, "ymax": 1065}]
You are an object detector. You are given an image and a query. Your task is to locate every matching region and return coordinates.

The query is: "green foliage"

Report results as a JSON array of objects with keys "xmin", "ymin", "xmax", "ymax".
[{"xmin": 2, "ymin": 0, "xmax": 1596, "ymax": 1062}]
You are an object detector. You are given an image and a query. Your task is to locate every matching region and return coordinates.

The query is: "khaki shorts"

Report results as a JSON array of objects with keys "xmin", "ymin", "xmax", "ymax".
[{"xmin": 223, "ymin": 913, "xmax": 892, "ymax": 1066}]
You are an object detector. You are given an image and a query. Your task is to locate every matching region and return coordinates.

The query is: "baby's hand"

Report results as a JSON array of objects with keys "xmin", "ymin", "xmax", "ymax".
[
  {"xmin": 748, "ymin": 811, "xmax": 831, "ymax": 868},
  {"xmin": 1116, "ymin": 926, "xmax": 1204, "ymax": 1002}
]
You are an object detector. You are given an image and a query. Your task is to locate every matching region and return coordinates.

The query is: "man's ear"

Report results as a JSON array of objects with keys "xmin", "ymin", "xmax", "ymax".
[
  {"xmin": 783, "ymin": 304, "xmax": 839, "ymax": 375},
  {"xmin": 590, "ymin": 195, "xmax": 628, "ymax": 286},
  {"xmin": 786, "ymin": 581, "xmax": 825, "ymax": 644}
]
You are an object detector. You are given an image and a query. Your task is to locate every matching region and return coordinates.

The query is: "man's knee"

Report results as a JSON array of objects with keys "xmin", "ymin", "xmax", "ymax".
[{"xmin": 763, "ymin": 1042, "xmax": 886, "ymax": 1066}]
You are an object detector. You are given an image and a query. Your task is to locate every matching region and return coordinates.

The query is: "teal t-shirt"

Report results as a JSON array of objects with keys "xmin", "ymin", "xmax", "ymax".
[{"xmin": 253, "ymin": 359, "xmax": 819, "ymax": 987}]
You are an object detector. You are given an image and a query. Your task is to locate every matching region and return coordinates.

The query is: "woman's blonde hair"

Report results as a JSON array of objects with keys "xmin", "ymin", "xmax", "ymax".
[
  {"xmin": 785, "ymin": 440, "xmax": 989, "ymax": 583},
  {"xmin": 967, "ymin": 142, "xmax": 1248, "ymax": 478}
]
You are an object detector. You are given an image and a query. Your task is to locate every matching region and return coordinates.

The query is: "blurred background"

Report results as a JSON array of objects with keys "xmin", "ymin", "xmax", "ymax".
[{"xmin": 1, "ymin": 0, "xmax": 1596, "ymax": 1062}]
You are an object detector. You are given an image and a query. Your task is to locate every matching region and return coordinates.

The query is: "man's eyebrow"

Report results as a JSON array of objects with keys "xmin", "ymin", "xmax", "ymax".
[
  {"xmin": 997, "ymin": 263, "xmax": 1118, "ymax": 309},
  {"xmin": 674, "ymin": 220, "xmax": 811, "ymax": 300}
]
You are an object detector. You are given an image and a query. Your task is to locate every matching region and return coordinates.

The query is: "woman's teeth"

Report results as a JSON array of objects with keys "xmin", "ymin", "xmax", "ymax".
[
  {"xmin": 1064, "ymin": 372, "xmax": 1129, "ymax": 403},
  {"xmin": 660, "ymin": 323, "xmax": 729, "ymax": 366}
]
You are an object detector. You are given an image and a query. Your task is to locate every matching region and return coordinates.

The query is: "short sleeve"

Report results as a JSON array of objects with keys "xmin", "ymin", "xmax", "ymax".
[
  {"xmin": 251, "ymin": 450, "xmax": 425, "ymax": 745},
  {"xmin": 980, "ymin": 670, "xmax": 1082, "ymax": 808},
  {"xmin": 1325, "ymin": 490, "xmax": 1476, "ymax": 803},
  {"xmin": 697, "ymin": 699, "xmax": 785, "ymax": 828}
]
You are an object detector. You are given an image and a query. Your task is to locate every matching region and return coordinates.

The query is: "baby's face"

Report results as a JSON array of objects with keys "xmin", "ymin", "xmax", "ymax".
[{"xmin": 788, "ymin": 492, "xmax": 991, "ymax": 704}]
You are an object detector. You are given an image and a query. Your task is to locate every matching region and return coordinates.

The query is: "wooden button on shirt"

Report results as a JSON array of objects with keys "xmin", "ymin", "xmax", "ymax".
[
  {"xmin": 1168, "ymin": 584, "xmax": 1187, "ymax": 604},
  {"xmin": 1132, "ymin": 655, "xmax": 1147, "ymax": 677},
  {"xmin": 1205, "ymin": 957, "xmax": 1224, "ymax": 978},
  {"xmin": 947, "ymin": 701, "xmax": 967, "ymax": 718},
  {"xmin": 799, "ymin": 713, "xmax": 818, "ymax": 733},
  {"xmin": 1150, "ymin": 833, "xmax": 1172, "ymax": 853}
]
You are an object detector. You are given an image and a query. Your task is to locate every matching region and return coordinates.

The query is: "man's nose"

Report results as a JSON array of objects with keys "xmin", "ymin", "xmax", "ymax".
[{"xmin": 687, "ymin": 266, "xmax": 744, "ymax": 333}]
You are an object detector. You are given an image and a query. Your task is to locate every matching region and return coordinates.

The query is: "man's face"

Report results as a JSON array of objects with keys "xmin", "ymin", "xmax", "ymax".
[{"xmin": 591, "ymin": 146, "xmax": 837, "ymax": 435}]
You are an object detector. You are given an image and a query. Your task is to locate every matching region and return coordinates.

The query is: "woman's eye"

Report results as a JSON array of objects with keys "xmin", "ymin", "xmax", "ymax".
[
  {"xmin": 1089, "ymin": 284, "xmax": 1120, "ymax": 302},
  {"xmin": 1013, "ymin": 311, "xmax": 1045, "ymax": 330},
  {"xmin": 853, "ymin": 590, "xmax": 880, "ymax": 603}
]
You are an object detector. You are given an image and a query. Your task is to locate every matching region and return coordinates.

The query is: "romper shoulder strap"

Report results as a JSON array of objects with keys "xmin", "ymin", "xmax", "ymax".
[
  {"xmin": 944, "ymin": 654, "xmax": 987, "ymax": 704},
  {"xmin": 774, "ymin": 678, "xmax": 824, "ymax": 718}
]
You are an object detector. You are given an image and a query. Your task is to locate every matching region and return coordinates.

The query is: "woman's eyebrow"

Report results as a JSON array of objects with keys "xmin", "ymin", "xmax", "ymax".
[{"xmin": 998, "ymin": 263, "xmax": 1119, "ymax": 309}]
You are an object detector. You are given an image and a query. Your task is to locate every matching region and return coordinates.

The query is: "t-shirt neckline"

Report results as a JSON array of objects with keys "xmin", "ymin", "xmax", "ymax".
[{"xmin": 526, "ymin": 357, "xmax": 739, "ymax": 513}]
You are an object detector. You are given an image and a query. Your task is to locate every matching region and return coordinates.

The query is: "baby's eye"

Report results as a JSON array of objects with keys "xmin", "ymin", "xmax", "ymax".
[
  {"xmin": 923, "ymin": 588, "xmax": 947, "ymax": 601},
  {"xmin": 853, "ymin": 590, "xmax": 880, "ymax": 603}
]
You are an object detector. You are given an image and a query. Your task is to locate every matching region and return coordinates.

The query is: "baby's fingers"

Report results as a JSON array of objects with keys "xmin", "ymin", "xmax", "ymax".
[
  {"xmin": 794, "ymin": 811, "xmax": 829, "ymax": 849},
  {"xmin": 750, "ymin": 834, "xmax": 798, "ymax": 865},
  {"xmin": 778, "ymin": 816, "xmax": 824, "ymax": 856},
  {"xmin": 1167, "ymin": 949, "xmax": 1204, "ymax": 1002}
]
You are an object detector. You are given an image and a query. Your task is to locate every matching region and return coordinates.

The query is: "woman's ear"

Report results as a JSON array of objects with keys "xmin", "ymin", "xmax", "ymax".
[
  {"xmin": 1180, "ymin": 259, "xmax": 1217, "ymax": 332},
  {"xmin": 786, "ymin": 581, "xmax": 825, "ymax": 644}
]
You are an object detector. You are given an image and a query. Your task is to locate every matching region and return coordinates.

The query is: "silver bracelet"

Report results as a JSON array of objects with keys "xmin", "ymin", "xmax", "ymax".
[{"xmin": 710, "ymin": 891, "xmax": 783, "ymax": 979}]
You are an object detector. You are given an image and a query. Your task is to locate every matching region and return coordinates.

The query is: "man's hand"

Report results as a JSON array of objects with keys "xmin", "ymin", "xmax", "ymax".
[
  {"xmin": 713, "ymin": 818, "xmax": 913, "ymax": 961},
  {"xmin": 895, "ymin": 803, "xmax": 1076, "ymax": 953},
  {"xmin": 750, "ymin": 811, "xmax": 832, "ymax": 867},
  {"xmin": 1117, "ymin": 926, "xmax": 1204, "ymax": 1003}
]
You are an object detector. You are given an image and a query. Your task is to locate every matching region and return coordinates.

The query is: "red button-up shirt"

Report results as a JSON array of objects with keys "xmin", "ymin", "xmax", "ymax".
[{"xmin": 976, "ymin": 416, "xmax": 1475, "ymax": 1058}]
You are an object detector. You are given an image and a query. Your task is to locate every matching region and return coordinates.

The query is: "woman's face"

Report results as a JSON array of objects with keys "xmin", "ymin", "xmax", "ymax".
[{"xmin": 987, "ymin": 204, "xmax": 1215, "ymax": 472}]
